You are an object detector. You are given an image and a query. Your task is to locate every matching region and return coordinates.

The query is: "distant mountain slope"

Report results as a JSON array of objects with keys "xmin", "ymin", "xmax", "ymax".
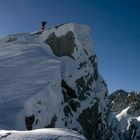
[{"xmin": 109, "ymin": 90, "xmax": 140, "ymax": 140}]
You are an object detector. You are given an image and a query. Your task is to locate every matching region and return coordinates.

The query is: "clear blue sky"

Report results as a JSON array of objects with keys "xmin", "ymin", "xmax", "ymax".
[{"xmin": 0, "ymin": 0, "xmax": 140, "ymax": 93}]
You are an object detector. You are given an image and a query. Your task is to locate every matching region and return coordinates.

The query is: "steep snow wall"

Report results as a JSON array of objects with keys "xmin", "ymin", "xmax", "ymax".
[{"xmin": 0, "ymin": 23, "xmax": 113, "ymax": 139}]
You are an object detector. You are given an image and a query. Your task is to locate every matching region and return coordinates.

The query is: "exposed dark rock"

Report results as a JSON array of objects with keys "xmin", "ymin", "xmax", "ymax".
[
  {"xmin": 109, "ymin": 90, "xmax": 140, "ymax": 139},
  {"xmin": 86, "ymin": 74, "xmax": 94, "ymax": 87},
  {"xmin": 25, "ymin": 114, "xmax": 35, "ymax": 130},
  {"xmin": 45, "ymin": 31, "xmax": 75, "ymax": 59},
  {"xmin": 109, "ymin": 90, "xmax": 139, "ymax": 114},
  {"xmin": 35, "ymin": 119, "xmax": 38, "ymax": 125},
  {"xmin": 63, "ymin": 105, "xmax": 73, "ymax": 117},
  {"xmin": 6, "ymin": 37, "xmax": 17, "ymax": 43},
  {"xmin": 69, "ymin": 99, "xmax": 80, "ymax": 112},
  {"xmin": 0, "ymin": 133, "xmax": 11, "ymax": 139},
  {"xmin": 75, "ymin": 76, "xmax": 92, "ymax": 100},
  {"xmin": 45, "ymin": 114, "xmax": 57, "ymax": 128},
  {"xmin": 102, "ymin": 80, "xmax": 108, "ymax": 88},
  {"xmin": 61, "ymin": 79, "xmax": 81, "ymax": 122},
  {"xmin": 79, "ymin": 61, "xmax": 88, "ymax": 69},
  {"xmin": 77, "ymin": 67, "xmax": 80, "ymax": 70},
  {"xmin": 88, "ymin": 55, "xmax": 98, "ymax": 80},
  {"xmin": 109, "ymin": 90, "xmax": 129, "ymax": 101},
  {"xmin": 88, "ymin": 55, "xmax": 96, "ymax": 66},
  {"xmin": 64, "ymin": 118, "xmax": 68, "ymax": 127},
  {"xmin": 78, "ymin": 101, "xmax": 100, "ymax": 140},
  {"xmin": 83, "ymin": 49, "xmax": 88, "ymax": 55},
  {"xmin": 61, "ymin": 80, "xmax": 77, "ymax": 102}
]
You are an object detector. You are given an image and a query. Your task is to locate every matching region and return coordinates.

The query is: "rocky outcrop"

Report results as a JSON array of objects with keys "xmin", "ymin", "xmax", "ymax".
[
  {"xmin": 109, "ymin": 90, "xmax": 140, "ymax": 140},
  {"xmin": 109, "ymin": 90, "xmax": 140, "ymax": 115},
  {"xmin": 46, "ymin": 31, "xmax": 75, "ymax": 59},
  {"xmin": 25, "ymin": 115, "xmax": 35, "ymax": 130}
]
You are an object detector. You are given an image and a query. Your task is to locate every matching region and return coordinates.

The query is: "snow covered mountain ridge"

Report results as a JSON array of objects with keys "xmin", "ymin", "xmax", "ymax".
[
  {"xmin": 109, "ymin": 90, "xmax": 140, "ymax": 139},
  {"xmin": 0, "ymin": 22, "xmax": 120, "ymax": 139}
]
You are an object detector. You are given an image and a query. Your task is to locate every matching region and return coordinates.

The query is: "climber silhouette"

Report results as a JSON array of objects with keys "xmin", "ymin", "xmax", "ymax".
[{"xmin": 41, "ymin": 20, "xmax": 47, "ymax": 31}]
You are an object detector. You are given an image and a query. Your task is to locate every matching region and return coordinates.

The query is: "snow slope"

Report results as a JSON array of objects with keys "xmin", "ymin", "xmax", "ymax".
[
  {"xmin": 0, "ymin": 33, "xmax": 62, "ymax": 130},
  {"xmin": 0, "ymin": 128, "xmax": 86, "ymax": 140},
  {"xmin": 0, "ymin": 23, "xmax": 114, "ymax": 139}
]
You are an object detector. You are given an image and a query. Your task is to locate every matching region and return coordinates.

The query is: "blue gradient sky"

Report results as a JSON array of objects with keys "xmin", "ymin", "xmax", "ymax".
[{"xmin": 0, "ymin": 0, "xmax": 140, "ymax": 93}]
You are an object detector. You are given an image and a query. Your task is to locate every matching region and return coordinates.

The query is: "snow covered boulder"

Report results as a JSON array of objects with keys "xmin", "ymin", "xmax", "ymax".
[{"xmin": 0, "ymin": 23, "xmax": 112, "ymax": 139}]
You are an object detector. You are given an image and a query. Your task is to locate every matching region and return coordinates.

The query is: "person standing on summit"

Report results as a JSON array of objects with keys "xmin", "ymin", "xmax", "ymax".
[{"xmin": 41, "ymin": 21, "xmax": 47, "ymax": 31}]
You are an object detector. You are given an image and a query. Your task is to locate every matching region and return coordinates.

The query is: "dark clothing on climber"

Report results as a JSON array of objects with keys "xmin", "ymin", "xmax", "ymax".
[
  {"xmin": 41, "ymin": 21, "xmax": 47, "ymax": 31},
  {"xmin": 42, "ymin": 21, "xmax": 47, "ymax": 26}
]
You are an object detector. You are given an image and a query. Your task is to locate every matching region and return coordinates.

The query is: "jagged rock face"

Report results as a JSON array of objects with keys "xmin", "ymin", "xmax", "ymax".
[
  {"xmin": 0, "ymin": 23, "xmax": 111, "ymax": 139},
  {"xmin": 0, "ymin": 128, "xmax": 87, "ymax": 140},
  {"xmin": 109, "ymin": 90, "xmax": 140, "ymax": 140},
  {"xmin": 109, "ymin": 90, "xmax": 140, "ymax": 115},
  {"xmin": 45, "ymin": 31, "xmax": 75, "ymax": 59}
]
